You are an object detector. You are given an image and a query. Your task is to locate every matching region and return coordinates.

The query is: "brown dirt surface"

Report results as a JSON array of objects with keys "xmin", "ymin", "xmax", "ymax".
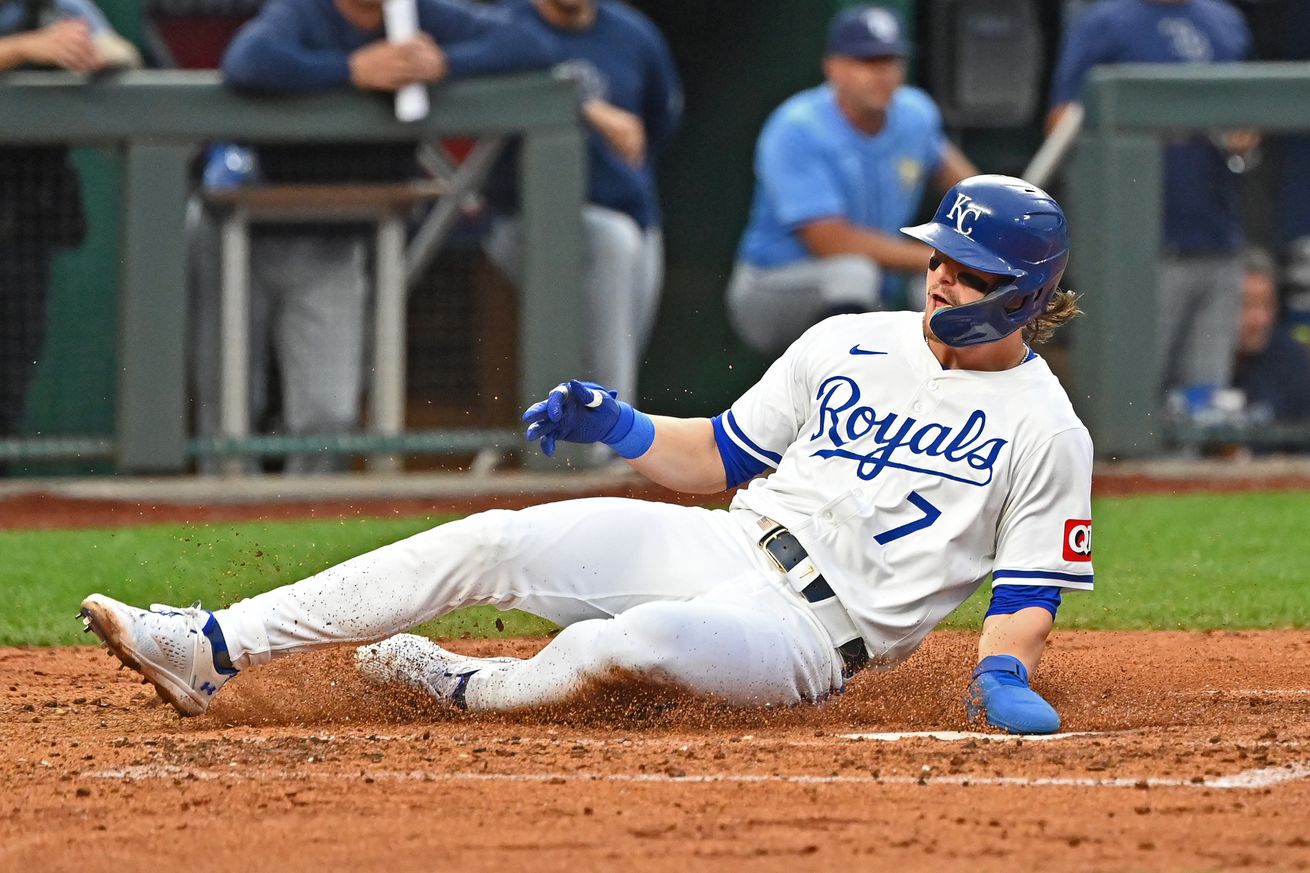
[
  {"xmin": 4, "ymin": 472, "xmax": 1308, "ymax": 869},
  {"xmin": 4, "ymin": 629, "xmax": 1309, "ymax": 873}
]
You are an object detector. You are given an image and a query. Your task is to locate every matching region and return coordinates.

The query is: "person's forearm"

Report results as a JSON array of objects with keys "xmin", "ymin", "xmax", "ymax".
[
  {"xmin": 0, "ymin": 33, "xmax": 33, "ymax": 71},
  {"xmin": 442, "ymin": 28, "xmax": 553, "ymax": 79},
  {"xmin": 431, "ymin": 5, "xmax": 555, "ymax": 80},
  {"xmin": 222, "ymin": 37, "xmax": 352, "ymax": 90},
  {"xmin": 798, "ymin": 218, "xmax": 933, "ymax": 271},
  {"xmin": 977, "ymin": 607, "xmax": 1054, "ymax": 675},
  {"xmin": 626, "ymin": 416, "xmax": 727, "ymax": 494}
]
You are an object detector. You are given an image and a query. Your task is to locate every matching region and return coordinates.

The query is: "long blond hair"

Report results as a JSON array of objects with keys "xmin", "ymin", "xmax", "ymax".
[{"xmin": 1024, "ymin": 288, "xmax": 1083, "ymax": 345}]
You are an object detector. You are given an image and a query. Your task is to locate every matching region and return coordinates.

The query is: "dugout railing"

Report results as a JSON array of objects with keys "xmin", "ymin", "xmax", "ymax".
[
  {"xmin": 0, "ymin": 69, "xmax": 585, "ymax": 474},
  {"xmin": 1068, "ymin": 62, "xmax": 1310, "ymax": 459}
]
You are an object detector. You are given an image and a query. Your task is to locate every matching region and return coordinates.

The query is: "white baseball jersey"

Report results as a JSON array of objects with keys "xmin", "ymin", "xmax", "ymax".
[
  {"xmin": 722, "ymin": 311, "xmax": 1094, "ymax": 667},
  {"xmin": 205, "ymin": 310, "xmax": 1094, "ymax": 713}
]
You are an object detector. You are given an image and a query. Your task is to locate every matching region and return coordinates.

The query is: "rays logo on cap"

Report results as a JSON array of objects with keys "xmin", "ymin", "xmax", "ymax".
[
  {"xmin": 861, "ymin": 7, "xmax": 900, "ymax": 42},
  {"xmin": 946, "ymin": 192, "xmax": 985, "ymax": 236}
]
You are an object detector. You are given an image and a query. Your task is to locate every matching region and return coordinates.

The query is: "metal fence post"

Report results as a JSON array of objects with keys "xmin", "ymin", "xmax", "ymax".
[
  {"xmin": 519, "ymin": 125, "xmax": 587, "ymax": 470},
  {"xmin": 117, "ymin": 142, "xmax": 191, "ymax": 472},
  {"xmin": 1067, "ymin": 131, "xmax": 1163, "ymax": 458}
]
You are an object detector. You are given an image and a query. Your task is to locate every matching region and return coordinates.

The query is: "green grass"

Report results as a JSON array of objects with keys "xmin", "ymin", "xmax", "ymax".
[
  {"xmin": 1, "ymin": 514, "xmax": 555, "ymax": 647},
  {"xmin": 3, "ymin": 491, "xmax": 1308, "ymax": 646},
  {"xmin": 941, "ymin": 490, "xmax": 1310, "ymax": 630}
]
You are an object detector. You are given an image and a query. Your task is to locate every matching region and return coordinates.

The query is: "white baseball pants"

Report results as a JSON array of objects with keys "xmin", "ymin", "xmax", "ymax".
[{"xmin": 213, "ymin": 498, "xmax": 845, "ymax": 710}]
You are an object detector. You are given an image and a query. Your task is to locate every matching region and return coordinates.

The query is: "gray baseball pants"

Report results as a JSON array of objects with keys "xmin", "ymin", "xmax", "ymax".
[
  {"xmin": 483, "ymin": 205, "xmax": 663, "ymax": 406},
  {"xmin": 726, "ymin": 255, "xmax": 883, "ymax": 357}
]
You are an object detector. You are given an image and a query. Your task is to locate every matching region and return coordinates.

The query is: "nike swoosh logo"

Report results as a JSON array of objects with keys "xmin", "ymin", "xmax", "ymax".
[{"xmin": 849, "ymin": 345, "xmax": 888, "ymax": 356}]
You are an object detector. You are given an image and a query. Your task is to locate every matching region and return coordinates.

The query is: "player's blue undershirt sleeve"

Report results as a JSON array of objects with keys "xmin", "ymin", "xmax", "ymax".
[
  {"xmin": 1048, "ymin": 5, "xmax": 1115, "ymax": 106},
  {"xmin": 712, "ymin": 414, "xmax": 770, "ymax": 488},
  {"xmin": 423, "ymin": 0, "xmax": 555, "ymax": 80},
  {"xmin": 54, "ymin": 0, "xmax": 112, "ymax": 34},
  {"xmin": 221, "ymin": 1, "xmax": 353, "ymax": 91},
  {"xmin": 985, "ymin": 584, "xmax": 1063, "ymax": 620},
  {"xmin": 639, "ymin": 24, "xmax": 683, "ymax": 159}
]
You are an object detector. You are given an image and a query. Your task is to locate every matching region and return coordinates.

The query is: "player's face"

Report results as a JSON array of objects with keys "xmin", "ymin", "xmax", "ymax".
[
  {"xmin": 825, "ymin": 55, "xmax": 905, "ymax": 119},
  {"xmin": 1237, "ymin": 268, "xmax": 1278, "ymax": 355},
  {"xmin": 923, "ymin": 250, "xmax": 1005, "ymax": 325}
]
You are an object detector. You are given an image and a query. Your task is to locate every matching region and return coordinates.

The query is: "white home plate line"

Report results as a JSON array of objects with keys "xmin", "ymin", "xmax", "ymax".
[
  {"xmin": 839, "ymin": 731, "xmax": 1100, "ymax": 742},
  {"xmin": 84, "ymin": 760, "xmax": 1310, "ymax": 790},
  {"xmin": 1181, "ymin": 689, "xmax": 1310, "ymax": 696}
]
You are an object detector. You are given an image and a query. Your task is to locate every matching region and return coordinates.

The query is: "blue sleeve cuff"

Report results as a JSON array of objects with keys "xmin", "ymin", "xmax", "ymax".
[
  {"xmin": 604, "ymin": 404, "xmax": 655, "ymax": 459},
  {"xmin": 985, "ymin": 584, "xmax": 1063, "ymax": 619},
  {"xmin": 712, "ymin": 413, "xmax": 769, "ymax": 488}
]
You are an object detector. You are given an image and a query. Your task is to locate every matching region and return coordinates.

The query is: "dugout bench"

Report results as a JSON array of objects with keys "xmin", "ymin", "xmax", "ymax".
[{"xmin": 0, "ymin": 70, "xmax": 585, "ymax": 473}]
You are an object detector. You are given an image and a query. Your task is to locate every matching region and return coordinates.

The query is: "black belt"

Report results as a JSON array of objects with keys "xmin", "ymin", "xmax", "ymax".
[{"xmin": 758, "ymin": 525, "xmax": 869, "ymax": 677}]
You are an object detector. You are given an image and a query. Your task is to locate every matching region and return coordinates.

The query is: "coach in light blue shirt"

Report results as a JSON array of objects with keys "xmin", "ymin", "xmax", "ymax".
[{"xmin": 726, "ymin": 4, "xmax": 975, "ymax": 357}]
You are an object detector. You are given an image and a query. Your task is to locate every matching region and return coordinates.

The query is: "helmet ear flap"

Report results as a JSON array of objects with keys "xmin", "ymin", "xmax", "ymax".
[
  {"xmin": 1008, "ymin": 283, "xmax": 1059, "ymax": 318},
  {"xmin": 1003, "ymin": 289, "xmax": 1034, "ymax": 316}
]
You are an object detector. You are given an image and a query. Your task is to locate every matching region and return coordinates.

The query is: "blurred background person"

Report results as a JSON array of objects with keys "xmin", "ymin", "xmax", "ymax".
[
  {"xmin": 724, "ymin": 3, "xmax": 975, "ymax": 358},
  {"xmin": 190, "ymin": 0, "xmax": 553, "ymax": 474},
  {"xmin": 1233, "ymin": 246, "xmax": 1310, "ymax": 450},
  {"xmin": 483, "ymin": 0, "xmax": 682, "ymax": 429},
  {"xmin": 0, "ymin": 0, "xmax": 137, "ymax": 474},
  {"xmin": 1244, "ymin": 0, "xmax": 1310, "ymax": 353},
  {"xmin": 1048, "ymin": 0, "xmax": 1254, "ymax": 415}
]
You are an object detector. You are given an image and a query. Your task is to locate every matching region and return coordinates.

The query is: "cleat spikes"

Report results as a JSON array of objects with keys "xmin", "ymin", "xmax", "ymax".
[{"xmin": 79, "ymin": 593, "xmax": 232, "ymax": 717}]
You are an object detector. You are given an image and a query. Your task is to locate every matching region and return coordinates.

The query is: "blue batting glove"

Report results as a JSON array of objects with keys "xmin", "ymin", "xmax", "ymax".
[
  {"xmin": 964, "ymin": 654, "xmax": 1060, "ymax": 735},
  {"xmin": 522, "ymin": 380, "xmax": 655, "ymax": 459}
]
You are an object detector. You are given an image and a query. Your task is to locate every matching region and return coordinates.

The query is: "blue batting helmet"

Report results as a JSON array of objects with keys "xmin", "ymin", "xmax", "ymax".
[{"xmin": 901, "ymin": 175, "xmax": 1070, "ymax": 347}]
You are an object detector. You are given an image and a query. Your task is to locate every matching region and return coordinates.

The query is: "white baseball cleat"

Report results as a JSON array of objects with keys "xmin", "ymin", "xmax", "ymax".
[
  {"xmin": 355, "ymin": 633, "xmax": 515, "ymax": 708},
  {"xmin": 79, "ymin": 593, "xmax": 237, "ymax": 717}
]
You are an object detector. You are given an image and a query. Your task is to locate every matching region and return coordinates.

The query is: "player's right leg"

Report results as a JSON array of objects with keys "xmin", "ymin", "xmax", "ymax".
[
  {"xmin": 81, "ymin": 497, "xmax": 753, "ymax": 716},
  {"xmin": 357, "ymin": 566, "xmax": 844, "ymax": 711},
  {"xmin": 271, "ymin": 235, "xmax": 368, "ymax": 474},
  {"xmin": 579, "ymin": 205, "xmax": 644, "ymax": 405},
  {"xmin": 726, "ymin": 255, "xmax": 880, "ymax": 356}
]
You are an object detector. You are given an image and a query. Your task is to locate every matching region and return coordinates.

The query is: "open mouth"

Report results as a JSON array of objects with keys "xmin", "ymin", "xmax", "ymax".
[{"xmin": 928, "ymin": 292, "xmax": 953, "ymax": 312}]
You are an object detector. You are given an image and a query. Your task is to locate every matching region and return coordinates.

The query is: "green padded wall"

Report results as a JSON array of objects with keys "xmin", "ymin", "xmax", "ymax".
[{"xmin": 19, "ymin": 0, "xmax": 145, "ymax": 470}]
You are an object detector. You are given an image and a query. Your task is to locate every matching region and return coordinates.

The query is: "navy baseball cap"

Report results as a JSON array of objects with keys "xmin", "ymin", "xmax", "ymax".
[{"xmin": 827, "ymin": 5, "xmax": 908, "ymax": 59}]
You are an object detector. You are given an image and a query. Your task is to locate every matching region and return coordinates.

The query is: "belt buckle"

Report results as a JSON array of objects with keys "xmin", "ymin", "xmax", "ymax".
[{"xmin": 757, "ymin": 524, "xmax": 789, "ymax": 575}]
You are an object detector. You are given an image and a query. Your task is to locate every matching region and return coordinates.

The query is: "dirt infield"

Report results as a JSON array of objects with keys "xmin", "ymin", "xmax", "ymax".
[
  {"xmin": 4, "ymin": 473, "xmax": 1309, "ymax": 870},
  {"xmin": 4, "ymin": 630, "xmax": 1309, "ymax": 872}
]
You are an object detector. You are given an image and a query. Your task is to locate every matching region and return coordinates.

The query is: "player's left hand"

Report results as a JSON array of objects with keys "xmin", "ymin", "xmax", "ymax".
[
  {"xmin": 522, "ymin": 380, "xmax": 622, "ymax": 457},
  {"xmin": 964, "ymin": 654, "xmax": 1060, "ymax": 734}
]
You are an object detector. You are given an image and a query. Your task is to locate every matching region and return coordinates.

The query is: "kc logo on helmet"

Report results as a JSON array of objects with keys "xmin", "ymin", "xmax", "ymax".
[
  {"xmin": 946, "ymin": 193, "xmax": 984, "ymax": 236},
  {"xmin": 1062, "ymin": 519, "xmax": 1092, "ymax": 562}
]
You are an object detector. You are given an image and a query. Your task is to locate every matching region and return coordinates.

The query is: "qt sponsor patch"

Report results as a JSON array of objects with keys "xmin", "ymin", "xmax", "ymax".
[{"xmin": 1063, "ymin": 519, "xmax": 1092, "ymax": 562}]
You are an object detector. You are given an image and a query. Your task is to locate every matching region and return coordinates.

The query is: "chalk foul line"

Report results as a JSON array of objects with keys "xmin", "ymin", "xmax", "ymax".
[
  {"xmin": 838, "ymin": 730, "xmax": 1099, "ymax": 742},
  {"xmin": 83, "ymin": 760, "xmax": 1310, "ymax": 791}
]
